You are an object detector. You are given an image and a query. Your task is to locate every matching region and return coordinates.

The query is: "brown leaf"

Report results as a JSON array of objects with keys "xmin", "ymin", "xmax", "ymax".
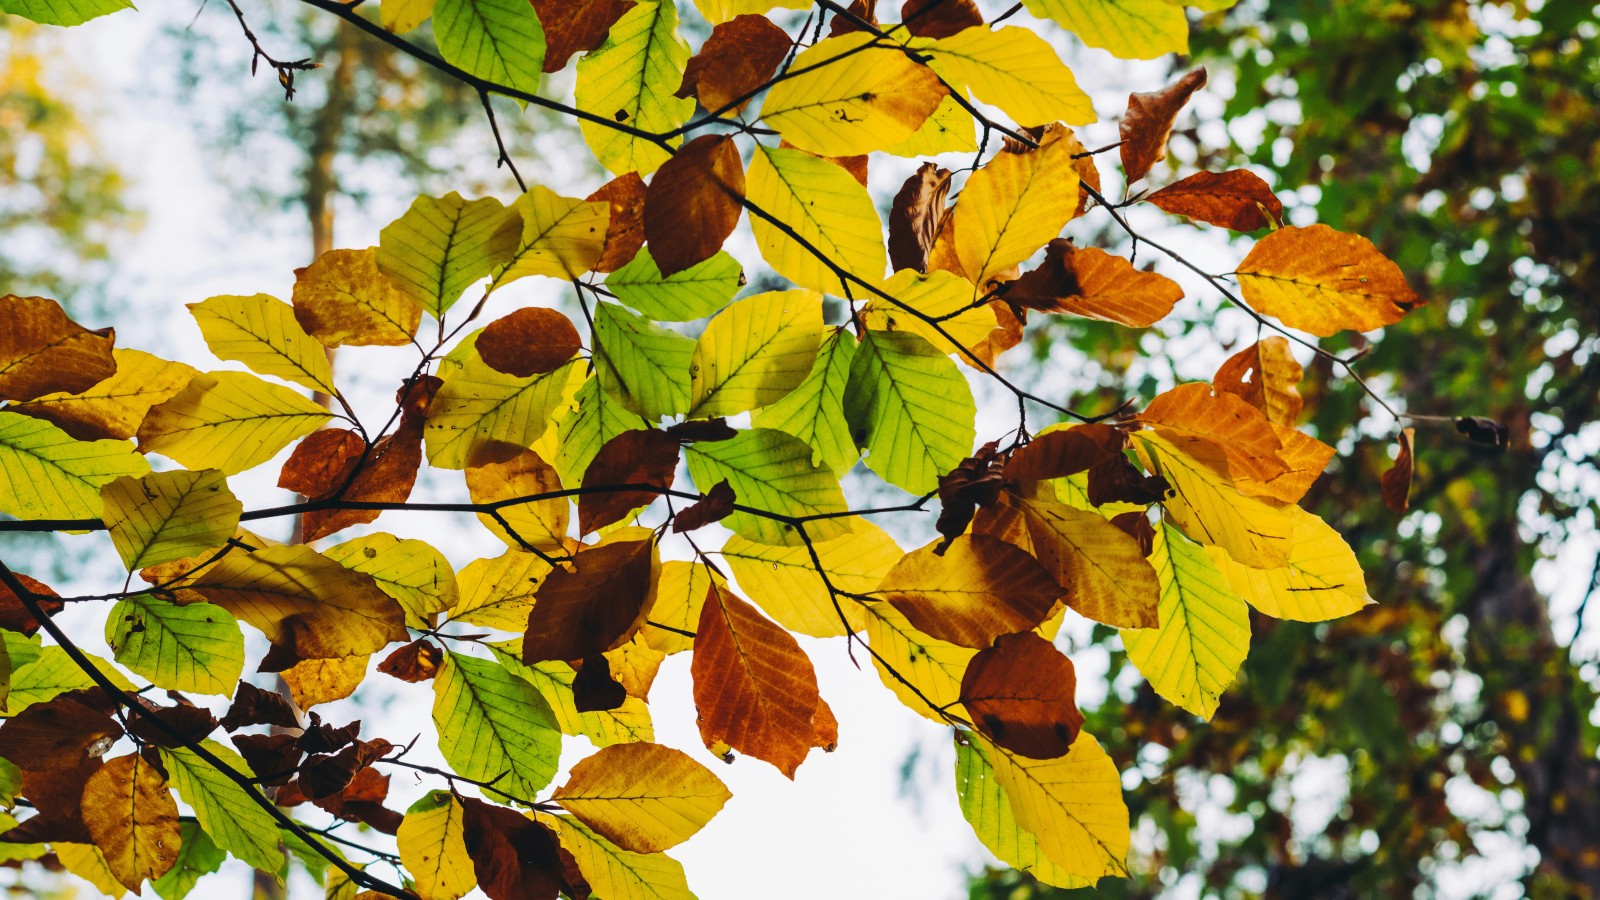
[
  {"xmin": 1135, "ymin": 382, "xmax": 1290, "ymax": 482},
  {"xmin": 297, "ymin": 421, "xmax": 426, "ymax": 543},
  {"xmin": 291, "ymin": 248, "xmax": 422, "ymax": 347},
  {"xmin": 1145, "ymin": 169, "xmax": 1284, "ymax": 232},
  {"xmin": 571, "ymin": 655, "xmax": 627, "ymax": 713},
  {"xmin": 935, "ymin": 441, "xmax": 1004, "ymax": 554},
  {"xmin": 533, "ymin": 0, "xmax": 636, "ymax": 72},
  {"xmin": 80, "ymin": 753, "xmax": 181, "ymax": 891},
  {"xmin": 1212, "ymin": 336, "xmax": 1304, "ymax": 426},
  {"xmin": 310, "ymin": 767, "xmax": 404, "ymax": 835},
  {"xmin": 1086, "ymin": 454, "xmax": 1169, "ymax": 507},
  {"xmin": 0, "ymin": 571, "xmax": 63, "ymax": 636},
  {"xmin": 460, "ymin": 796, "xmax": 572, "ymax": 900},
  {"xmin": 1233, "ymin": 422, "xmax": 1333, "ymax": 504},
  {"xmin": 827, "ymin": 0, "xmax": 877, "ymax": 35},
  {"xmin": 879, "ymin": 535, "xmax": 1063, "ymax": 649},
  {"xmin": 692, "ymin": 583, "xmax": 824, "ymax": 778},
  {"xmin": 124, "ymin": 704, "xmax": 218, "ymax": 748},
  {"xmin": 477, "ymin": 307, "xmax": 583, "ymax": 377},
  {"xmin": 232, "ymin": 733, "xmax": 303, "ymax": 787},
  {"xmin": 888, "ymin": 163, "xmax": 953, "ymax": 274},
  {"xmin": 1016, "ymin": 496, "xmax": 1160, "ymax": 629},
  {"xmin": 1236, "ymin": 224, "xmax": 1423, "ymax": 336},
  {"xmin": 586, "ymin": 173, "xmax": 648, "ymax": 273},
  {"xmin": 677, "ymin": 15, "xmax": 791, "ymax": 114},
  {"xmin": 0, "ymin": 295, "xmax": 117, "ymax": 401},
  {"xmin": 0, "ymin": 698, "xmax": 123, "ymax": 769},
  {"xmin": 1120, "ymin": 67, "xmax": 1207, "ymax": 184},
  {"xmin": 297, "ymin": 715, "xmax": 361, "ymax": 754},
  {"xmin": 671, "ymin": 480, "xmax": 736, "ymax": 533},
  {"xmin": 523, "ymin": 538, "xmax": 658, "ymax": 663},
  {"xmin": 664, "ymin": 418, "xmax": 737, "ymax": 443},
  {"xmin": 1007, "ymin": 241, "xmax": 1183, "ymax": 327},
  {"xmin": 1456, "ymin": 416, "xmax": 1508, "ymax": 449},
  {"xmin": 900, "ymin": 0, "xmax": 983, "ymax": 38},
  {"xmin": 1111, "ymin": 511, "xmax": 1155, "ymax": 556},
  {"xmin": 1005, "ymin": 424, "xmax": 1125, "ymax": 482},
  {"xmin": 643, "ymin": 134, "xmax": 745, "ymax": 277},
  {"xmin": 277, "ymin": 428, "xmax": 366, "ymax": 497},
  {"xmin": 959, "ymin": 632, "xmax": 1084, "ymax": 760},
  {"xmin": 299, "ymin": 737, "xmax": 394, "ymax": 800},
  {"xmin": 219, "ymin": 681, "xmax": 301, "ymax": 731},
  {"xmin": 12, "ymin": 759, "xmax": 100, "ymax": 842},
  {"xmin": 377, "ymin": 639, "xmax": 444, "ymax": 683},
  {"xmin": 1382, "ymin": 427, "xmax": 1416, "ymax": 514},
  {"xmin": 579, "ymin": 429, "xmax": 680, "ymax": 535}
]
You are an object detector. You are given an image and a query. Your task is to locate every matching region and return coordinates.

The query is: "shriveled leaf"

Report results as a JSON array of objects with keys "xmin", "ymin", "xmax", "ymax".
[
  {"xmin": 1120, "ymin": 67, "xmax": 1207, "ymax": 182},
  {"xmin": 887, "ymin": 163, "xmax": 952, "ymax": 274},
  {"xmin": 1382, "ymin": 427, "xmax": 1416, "ymax": 513}
]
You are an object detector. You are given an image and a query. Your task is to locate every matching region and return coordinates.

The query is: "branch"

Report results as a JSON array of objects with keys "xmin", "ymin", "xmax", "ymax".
[{"xmin": 221, "ymin": 0, "xmax": 321, "ymax": 100}]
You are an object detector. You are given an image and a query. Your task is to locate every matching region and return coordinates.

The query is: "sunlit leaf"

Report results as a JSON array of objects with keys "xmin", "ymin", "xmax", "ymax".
[
  {"xmin": 750, "ymin": 328, "xmax": 859, "ymax": 477},
  {"xmin": 690, "ymin": 289, "xmax": 823, "ymax": 418},
  {"xmin": 398, "ymin": 790, "xmax": 477, "ymax": 900},
  {"xmin": 552, "ymin": 741, "xmax": 731, "ymax": 852},
  {"xmin": 106, "ymin": 595, "xmax": 245, "ymax": 696},
  {"xmin": 747, "ymin": 145, "xmax": 887, "ymax": 295},
  {"xmin": 433, "ymin": 652, "xmax": 563, "ymax": 802},
  {"xmin": 137, "ymin": 371, "xmax": 332, "ymax": 475},
  {"xmin": 846, "ymin": 329, "xmax": 976, "ymax": 495},
  {"xmin": 761, "ymin": 33, "xmax": 946, "ymax": 157},
  {"xmin": 101, "ymin": 468, "xmax": 241, "ymax": 571},
  {"xmin": 0, "ymin": 410, "xmax": 149, "ymax": 520},
  {"xmin": 683, "ymin": 428, "xmax": 850, "ymax": 546},
  {"xmin": 188, "ymin": 293, "xmax": 336, "ymax": 393},
  {"xmin": 575, "ymin": 1, "xmax": 693, "ymax": 175}
]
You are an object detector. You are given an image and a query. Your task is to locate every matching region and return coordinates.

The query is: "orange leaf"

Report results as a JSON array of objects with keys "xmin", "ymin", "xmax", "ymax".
[
  {"xmin": 1233, "ymin": 422, "xmax": 1334, "ymax": 504},
  {"xmin": 586, "ymin": 172, "xmax": 647, "ymax": 273},
  {"xmin": 879, "ymin": 534, "xmax": 1063, "ymax": 649},
  {"xmin": 80, "ymin": 753, "xmax": 181, "ymax": 891},
  {"xmin": 1135, "ymin": 382, "xmax": 1289, "ymax": 483},
  {"xmin": 1008, "ymin": 241, "xmax": 1182, "ymax": 327},
  {"xmin": 1120, "ymin": 68, "xmax": 1206, "ymax": 184},
  {"xmin": 1381, "ymin": 427, "xmax": 1416, "ymax": 514},
  {"xmin": 1145, "ymin": 169, "xmax": 1283, "ymax": 232},
  {"xmin": 959, "ymin": 631, "xmax": 1084, "ymax": 760},
  {"xmin": 643, "ymin": 134, "xmax": 746, "ymax": 276},
  {"xmin": 377, "ymin": 639, "xmax": 444, "ymax": 683},
  {"xmin": 1236, "ymin": 224, "xmax": 1423, "ymax": 336},
  {"xmin": 476, "ymin": 307, "xmax": 582, "ymax": 377},
  {"xmin": 887, "ymin": 162, "xmax": 953, "ymax": 274},
  {"xmin": 677, "ymin": 14, "xmax": 792, "ymax": 114},
  {"xmin": 0, "ymin": 294, "xmax": 116, "ymax": 402},
  {"xmin": 578, "ymin": 429, "xmax": 680, "ymax": 535},
  {"xmin": 523, "ymin": 538, "xmax": 658, "ymax": 663},
  {"xmin": 1212, "ymin": 336, "xmax": 1304, "ymax": 426}
]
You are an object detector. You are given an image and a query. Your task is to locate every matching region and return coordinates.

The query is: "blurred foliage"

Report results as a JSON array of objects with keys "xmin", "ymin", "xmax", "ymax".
[{"xmin": 976, "ymin": 1, "xmax": 1600, "ymax": 897}]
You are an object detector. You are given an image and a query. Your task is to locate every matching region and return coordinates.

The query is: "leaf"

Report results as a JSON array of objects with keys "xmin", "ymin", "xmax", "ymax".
[
  {"xmin": 1009, "ymin": 496, "xmax": 1157, "ymax": 629},
  {"xmin": 575, "ymin": 1, "xmax": 694, "ymax": 176},
  {"xmin": 457, "ymin": 797, "xmax": 570, "ymax": 900},
  {"xmin": 476, "ymin": 308, "xmax": 582, "ymax": 378},
  {"xmin": 378, "ymin": 193, "xmax": 517, "ymax": 318},
  {"xmin": 106, "ymin": 595, "xmax": 245, "ymax": 695},
  {"xmin": 683, "ymin": 428, "xmax": 849, "ymax": 545},
  {"xmin": 690, "ymin": 289, "xmax": 823, "ymax": 418},
  {"xmin": 136, "ymin": 371, "xmax": 333, "ymax": 475},
  {"xmin": 188, "ymin": 294, "xmax": 336, "ymax": 393},
  {"xmin": 953, "ymin": 126, "xmax": 1081, "ymax": 285},
  {"xmin": 860, "ymin": 599, "xmax": 974, "ymax": 722},
  {"xmin": 433, "ymin": 0, "xmax": 545, "ymax": 94},
  {"xmin": 425, "ymin": 333, "xmax": 581, "ymax": 469},
  {"xmin": 672, "ymin": 480, "xmax": 736, "ymax": 533},
  {"xmin": 578, "ymin": 430, "xmax": 677, "ymax": 534},
  {"xmin": 1135, "ymin": 382, "xmax": 1289, "ymax": 482},
  {"xmin": 750, "ymin": 329, "xmax": 859, "ymax": 476},
  {"xmin": 0, "ymin": 631, "xmax": 42, "ymax": 712},
  {"xmin": 954, "ymin": 736, "xmax": 1092, "ymax": 891},
  {"xmin": 8, "ymin": 348, "xmax": 197, "ymax": 442},
  {"xmin": 533, "ymin": 0, "xmax": 633, "ymax": 71},
  {"xmin": 1235, "ymin": 224, "xmax": 1423, "ymax": 336},
  {"xmin": 676, "ymin": 14, "xmax": 790, "ymax": 113},
  {"xmin": 397, "ymin": 791, "xmax": 477, "ymax": 900},
  {"xmin": 972, "ymin": 731, "xmax": 1130, "ymax": 880},
  {"xmin": 1382, "ymin": 427, "xmax": 1416, "ymax": 513},
  {"xmin": 282, "ymin": 655, "xmax": 370, "ymax": 710},
  {"xmin": 81, "ymin": 754, "xmax": 181, "ymax": 892},
  {"xmin": 381, "ymin": 0, "xmax": 435, "ymax": 33},
  {"xmin": 0, "ymin": 696, "xmax": 121, "ymax": 768},
  {"xmin": 1121, "ymin": 521, "xmax": 1249, "ymax": 719},
  {"xmin": 282, "ymin": 417, "xmax": 426, "ymax": 542},
  {"xmin": 449, "ymin": 550, "xmax": 552, "ymax": 632},
  {"xmin": 760, "ymin": 32, "xmax": 946, "ymax": 157},
  {"xmin": 960, "ymin": 631, "xmax": 1084, "ymax": 760},
  {"xmin": 691, "ymin": 0, "xmax": 806, "ymax": 23},
  {"xmin": 325, "ymin": 534, "xmax": 459, "ymax": 628},
  {"xmin": 150, "ymin": 822, "xmax": 225, "ymax": 900},
  {"xmin": 1145, "ymin": 169, "xmax": 1283, "ymax": 231},
  {"xmin": 434, "ymin": 652, "xmax": 563, "ymax": 801},
  {"xmin": 860, "ymin": 268, "xmax": 997, "ymax": 359},
  {"xmin": 466, "ymin": 444, "xmax": 570, "ymax": 550},
  {"xmin": 692, "ymin": 583, "xmax": 825, "ymax": 778},
  {"xmin": 1207, "ymin": 505, "xmax": 1372, "ymax": 622},
  {"xmin": 0, "ymin": 411, "xmax": 149, "ymax": 520},
  {"xmin": 555, "ymin": 376, "xmax": 643, "ymax": 489},
  {"xmin": 101, "ymin": 469, "xmax": 241, "ymax": 572},
  {"xmin": 1008, "ymin": 241, "xmax": 1183, "ymax": 327},
  {"xmin": 524, "ymin": 537, "xmax": 658, "ymax": 662},
  {"xmin": 605, "ymin": 248, "xmax": 745, "ymax": 322},
  {"xmin": 592, "ymin": 301, "xmax": 695, "ymax": 421},
  {"xmin": 1133, "ymin": 430, "xmax": 1293, "ymax": 569},
  {"xmin": 921, "ymin": 26, "xmax": 1095, "ymax": 127},
  {"xmin": 160, "ymin": 742, "xmax": 286, "ymax": 874},
  {"xmin": 4, "ymin": 647, "xmax": 136, "ymax": 716},
  {"xmin": 0, "ymin": 294, "xmax": 116, "ymax": 401},
  {"xmin": 491, "ymin": 186, "xmax": 611, "ymax": 288},
  {"xmin": 885, "ymin": 93, "xmax": 978, "ymax": 157},
  {"xmin": 846, "ymin": 329, "xmax": 976, "ymax": 495},
  {"xmin": 487, "ymin": 639, "xmax": 655, "ymax": 746},
  {"xmin": 552, "ymin": 742, "xmax": 730, "ymax": 852},
  {"xmin": 747, "ymin": 144, "xmax": 887, "ymax": 295},
  {"xmin": 182, "ymin": 544, "xmax": 407, "ymax": 661},
  {"xmin": 1025, "ymin": 0, "xmax": 1188, "ymax": 60},
  {"xmin": 640, "ymin": 561, "xmax": 719, "ymax": 654},
  {"xmin": 56, "ymin": 843, "xmax": 126, "ymax": 898},
  {"xmin": 878, "ymin": 535, "xmax": 1062, "ymax": 649},
  {"xmin": 888, "ymin": 163, "xmax": 952, "ymax": 274},
  {"xmin": 723, "ymin": 521, "xmax": 901, "ymax": 637},
  {"xmin": 0, "ymin": 0, "xmax": 132, "ymax": 25},
  {"xmin": 291, "ymin": 248, "xmax": 422, "ymax": 347},
  {"xmin": 1211, "ymin": 336, "xmax": 1303, "ymax": 426},
  {"xmin": 586, "ymin": 173, "xmax": 648, "ymax": 273},
  {"xmin": 1117, "ymin": 67, "xmax": 1208, "ymax": 183},
  {"xmin": 547, "ymin": 815, "xmax": 694, "ymax": 900},
  {"xmin": 643, "ymin": 134, "xmax": 745, "ymax": 277}
]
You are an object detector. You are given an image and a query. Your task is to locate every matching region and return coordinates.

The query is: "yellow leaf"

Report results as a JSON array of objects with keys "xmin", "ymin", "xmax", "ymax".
[
  {"xmin": 548, "ymin": 815, "xmax": 695, "ymax": 900},
  {"xmin": 884, "ymin": 93, "xmax": 978, "ymax": 157},
  {"xmin": 922, "ymin": 26, "xmax": 1095, "ymax": 126},
  {"xmin": 1021, "ymin": 0, "xmax": 1190, "ymax": 60},
  {"xmin": 80, "ymin": 754, "xmax": 181, "ymax": 892},
  {"xmin": 8, "ymin": 348, "xmax": 197, "ymax": 442},
  {"xmin": 747, "ymin": 146, "xmax": 887, "ymax": 296},
  {"xmin": 381, "ymin": 0, "xmax": 435, "ymax": 32},
  {"xmin": 56, "ymin": 843, "xmax": 127, "ymax": 898},
  {"xmin": 101, "ymin": 468, "xmax": 242, "ymax": 571},
  {"xmin": 136, "ymin": 371, "xmax": 333, "ymax": 475},
  {"xmin": 324, "ymin": 533, "xmax": 459, "ymax": 629},
  {"xmin": 861, "ymin": 599, "xmax": 974, "ymax": 722},
  {"xmin": 692, "ymin": 0, "xmax": 805, "ymax": 23},
  {"xmin": 1212, "ymin": 336, "xmax": 1304, "ymax": 427},
  {"xmin": 188, "ymin": 294, "xmax": 336, "ymax": 393},
  {"xmin": 426, "ymin": 333, "xmax": 584, "ymax": 469},
  {"xmin": 975, "ymin": 731, "xmax": 1130, "ymax": 880},
  {"xmin": 575, "ymin": 1, "xmax": 693, "ymax": 176},
  {"xmin": 641, "ymin": 561, "xmax": 721, "ymax": 654},
  {"xmin": 1235, "ymin": 224, "xmax": 1423, "ymax": 336},
  {"xmin": 449, "ymin": 550, "xmax": 553, "ymax": 632},
  {"xmin": 861, "ymin": 269, "xmax": 995, "ymax": 359},
  {"xmin": 955, "ymin": 736, "xmax": 1093, "ymax": 891},
  {"xmin": 291, "ymin": 247, "xmax": 422, "ymax": 347},
  {"xmin": 552, "ymin": 742, "xmax": 731, "ymax": 853},
  {"xmin": 1207, "ymin": 505, "xmax": 1372, "ymax": 622},
  {"xmin": 397, "ymin": 790, "xmax": 476, "ymax": 900},
  {"xmin": 465, "ymin": 445, "xmax": 569, "ymax": 552},
  {"xmin": 953, "ymin": 126, "xmax": 1081, "ymax": 284},
  {"xmin": 760, "ymin": 33, "xmax": 947, "ymax": 157},
  {"xmin": 1017, "ymin": 496, "xmax": 1160, "ymax": 629},
  {"xmin": 723, "ymin": 522, "xmax": 901, "ymax": 638},
  {"xmin": 378, "ymin": 192, "xmax": 517, "ymax": 318},
  {"xmin": 877, "ymin": 534, "xmax": 1062, "ymax": 649},
  {"xmin": 1132, "ymin": 430, "xmax": 1293, "ymax": 569},
  {"xmin": 491, "ymin": 186, "xmax": 611, "ymax": 289},
  {"xmin": 282, "ymin": 654, "xmax": 370, "ymax": 709},
  {"xmin": 690, "ymin": 289, "xmax": 823, "ymax": 417},
  {"xmin": 1135, "ymin": 382, "xmax": 1289, "ymax": 483}
]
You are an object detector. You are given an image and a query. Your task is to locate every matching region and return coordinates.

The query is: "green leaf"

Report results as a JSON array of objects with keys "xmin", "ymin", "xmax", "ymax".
[
  {"xmin": 752, "ymin": 329, "xmax": 858, "ymax": 476},
  {"xmin": 106, "ymin": 595, "xmax": 245, "ymax": 696},
  {"xmin": 433, "ymin": 0, "xmax": 544, "ymax": 95},
  {"xmin": 100, "ymin": 468, "xmax": 242, "ymax": 571},
  {"xmin": 747, "ymin": 145, "xmax": 887, "ymax": 296},
  {"xmin": 0, "ymin": 756, "xmax": 22, "ymax": 807},
  {"xmin": 1121, "ymin": 521, "xmax": 1250, "ymax": 719},
  {"xmin": 592, "ymin": 301, "xmax": 694, "ymax": 421},
  {"xmin": 136, "ymin": 371, "xmax": 334, "ymax": 475},
  {"xmin": 3, "ymin": 646, "xmax": 136, "ymax": 716},
  {"xmin": 433, "ymin": 651, "xmax": 563, "ymax": 803},
  {"xmin": 0, "ymin": 0, "xmax": 132, "ymax": 26},
  {"xmin": 606, "ymin": 248, "xmax": 745, "ymax": 322},
  {"xmin": 549, "ymin": 815, "xmax": 694, "ymax": 900},
  {"xmin": 955, "ymin": 736, "xmax": 1093, "ymax": 891},
  {"xmin": 683, "ymin": 428, "xmax": 849, "ymax": 545},
  {"xmin": 845, "ymin": 329, "xmax": 976, "ymax": 495},
  {"xmin": 151, "ymin": 822, "xmax": 226, "ymax": 900},
  {"xmin": 324, "ymin": 532, "xmax": 459, "ymax": 629},
  {"xmin": 187, "ymin": 294, "xmax": 337, "ymax": 394},
  {"xmin": 574, "ymin": 0, "xmax": 693, "ymax": 175},
  {"xmin": 690, "ymin": 290, "xmax": 822, "ymax": 418},
  {"xmin": 378, "ymin": 192, "xmax": 517, "ymax": 318},
  {"xmin": 554, "ymin": 376, "xmax": 644, "ymax": 489},
  {"xmin": 160, "ymin": 742, "xmax": 287, "ymax": 874},
  {"xmin": 488, "ymin": 640, "xmax": 654, "ymax": 747},
  {"xmin": 425, "ymin": 333, "xmax": 583, "ymax": 469},
  {"xmin": 0, "ymin": 410, "xmax": 149, "ymax": 520},
  {"xmin": 0, "ymin": 631, "xmax": 42, "ymax": 714}
]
